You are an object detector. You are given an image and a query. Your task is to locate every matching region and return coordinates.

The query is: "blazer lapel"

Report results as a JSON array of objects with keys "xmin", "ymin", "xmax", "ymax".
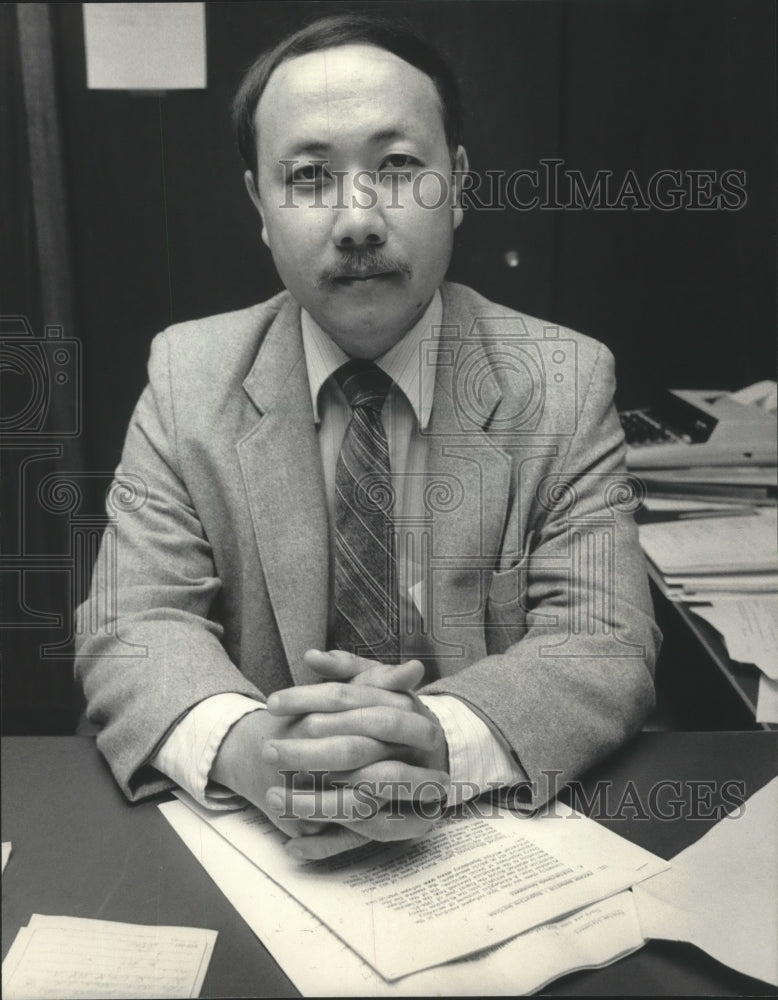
[
  {"xmin": 424, "ymin": 287, "xmax": 514, "ymax": 673},
  {"xmin": 235, "ymin": 286, "xmax": 519, "ymax": 683},
  {"xmin": 238, "ymin": 299, "xmax": 328, "ymax": 685}
]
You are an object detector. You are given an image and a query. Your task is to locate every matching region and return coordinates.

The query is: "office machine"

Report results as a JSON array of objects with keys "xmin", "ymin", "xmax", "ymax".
[{"xmin": 620, "ymin": 387, "xmax": 777, "ymax": 469}]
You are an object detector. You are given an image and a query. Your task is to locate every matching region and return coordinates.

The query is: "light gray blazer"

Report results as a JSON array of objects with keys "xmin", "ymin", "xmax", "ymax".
[{"xmin": 75, "ymin": 282, "xmax": 659, "ymax": 804}]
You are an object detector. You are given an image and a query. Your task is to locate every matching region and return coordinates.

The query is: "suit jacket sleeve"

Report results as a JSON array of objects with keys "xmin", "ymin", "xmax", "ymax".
[
  {"xmin": 422, "ymin": 340, "xmax": 661, "ymax": 806},
  {"xmin": 74, "ymin": 331, "xmax": 265, "ymax": 800}
]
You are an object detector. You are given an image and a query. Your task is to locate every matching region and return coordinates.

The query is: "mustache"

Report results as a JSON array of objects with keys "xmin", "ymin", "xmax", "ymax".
[{"xmin": 318, "ymin": 249, "xmax": 412, "ymax": 286}]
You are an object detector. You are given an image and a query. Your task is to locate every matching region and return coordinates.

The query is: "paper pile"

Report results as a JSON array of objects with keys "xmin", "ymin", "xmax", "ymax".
[
  {"xmin": 639, "ymin": 506, "xmax": 777, "ymax": 597},
  {"xmin": 690, "ymin": 596, "xmax": 778, "ymax": 723},
  {"xmin": 636, "ymin": 465, "xmax": 776, "ymax": 507},
  {"xmin": 161, "ymin": 794, "xmax": 667, "ymax": 992},
  {"xmin": 163, "ymin": 804, "xmax": 648, "ymax": 997},
  {"xmin": 630, "ymin": 380, "xmax": 777, "ymax": 622},
  {"xmin": 170, "ymin": 794, "xmax": 666, "ymax": 981},
  {"xmin": 159, "ymin": 777, "xmax": 778, "ymax": 994},
  {"xmin": 637, "ymin": 506, "xmax": 778, "ymax": 721}
]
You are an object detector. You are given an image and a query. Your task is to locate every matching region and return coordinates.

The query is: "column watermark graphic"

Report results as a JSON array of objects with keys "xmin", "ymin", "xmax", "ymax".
[{"xmin": 1, "ymin": 315, "xmax": 147, "ymax": 658}]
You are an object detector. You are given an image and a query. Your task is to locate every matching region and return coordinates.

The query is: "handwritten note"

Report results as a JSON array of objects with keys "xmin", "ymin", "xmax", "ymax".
[{"xmin": 2, "ymin": 915, "xmax": 216, "ymax": 999}]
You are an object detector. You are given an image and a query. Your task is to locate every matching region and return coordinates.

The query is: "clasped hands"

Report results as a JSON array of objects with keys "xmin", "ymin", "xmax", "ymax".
[{"xmin": 211, "ymin": 650, "xmax": 450, "ymax": 861}]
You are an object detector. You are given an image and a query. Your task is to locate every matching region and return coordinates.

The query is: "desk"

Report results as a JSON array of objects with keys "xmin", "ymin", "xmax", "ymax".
[{"xmin": 2, "ymin": 734, "xmax": 776, "ymax": 998}]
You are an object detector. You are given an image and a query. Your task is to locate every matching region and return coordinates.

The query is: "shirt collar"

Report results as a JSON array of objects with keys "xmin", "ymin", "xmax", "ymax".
[{"xmin": 300, "ymin": 290, "xmax": 442, "ymax": 431}]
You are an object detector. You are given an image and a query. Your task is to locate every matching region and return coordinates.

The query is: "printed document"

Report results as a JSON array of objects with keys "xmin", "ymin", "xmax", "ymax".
[
  {"xmin": 160, "ymin": 799, "xmax": 648, "ymax": 995},
  {"xmin": 169, "ymin": 795, "xmax": 666, "ymax": 980},
  {"xmin": 639, "ymin": 507, "xmax": 777, "ymax": 575},
  {"xmin": 159, "ymin": 776, "xmax": 778, "ymax": 992}
]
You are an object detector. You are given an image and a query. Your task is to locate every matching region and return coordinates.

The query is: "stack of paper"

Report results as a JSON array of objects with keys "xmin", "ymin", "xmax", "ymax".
[
  {"xmin": 637, "ymin": 465, "xmax": 776, "ymax": 506},
  {"xmin": 628, "ymin": 381, "xmax": 777, "ymax": 506},
  {"xmin": 2, "ymin": 915, "xmax": 217, "ymax": 1000},
  {"xmin": 639, "ymin": 506, "xmax": 778, "ymax": 721},
  {"xmin": 159, "ymin": 778, "xmax": 778, "ymax": 994},
  {"xmin": 638, "ymin": 496, "xmax": 762, "ymax": 523},
  {"xmin": 171, "ymin": 795, "xmax": 667, "ymax": 981},
  {"xmin": 690, "ymin": 596, "xmax": 778, "ymax": 723},
  {"xmin": 639, "ymin": 507, "xmax": 777, "ymax": 600},
  {"xmin": 638, "ymin": 502, "xmax": 778, "ymax": 721},
  {"xmin": 160, "ymin": 794, "xmax": 668, "ymax": 992},
  {"xmin": 630, "ymin": 381, "xmax": 777, "ymax": 645}
]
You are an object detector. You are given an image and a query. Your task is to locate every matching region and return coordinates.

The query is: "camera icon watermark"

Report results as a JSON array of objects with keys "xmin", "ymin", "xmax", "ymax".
[
  {"xmin": 419, "ymin": 316, "xmax": 578, "ymax": 438},
  {"xmin": 0, "ymin": 315, "xmax": 81, "ymax": 438}
]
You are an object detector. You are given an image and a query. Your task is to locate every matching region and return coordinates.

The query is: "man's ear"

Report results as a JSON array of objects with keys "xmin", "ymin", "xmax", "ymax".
[
  {"xmin": 451, "ymin": 145, "xmax": 469, "ymax": 230},
  {"xmin": 244, "ymin": 169, "xmax": 270, "ymax": 248}
]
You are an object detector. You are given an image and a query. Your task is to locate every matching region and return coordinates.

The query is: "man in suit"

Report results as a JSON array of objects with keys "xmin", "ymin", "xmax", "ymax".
[{"xmin": 75, "ymin": 15, "xmax": 659, "ymax": 861}]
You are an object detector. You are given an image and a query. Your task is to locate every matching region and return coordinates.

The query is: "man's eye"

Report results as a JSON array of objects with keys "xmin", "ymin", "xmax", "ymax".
[
  {"xmin": 290, "ymin": 163, "xmax": 329, "ymax": 185},
  {"xmin": 379, "ymin": 154, "xmax": 418, "ymax": 172}
]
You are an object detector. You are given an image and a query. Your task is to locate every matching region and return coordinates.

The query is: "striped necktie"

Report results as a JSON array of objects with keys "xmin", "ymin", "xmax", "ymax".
[{"xmin": 329, "ymin": 359, "xmax": 401, "ymax": 662}]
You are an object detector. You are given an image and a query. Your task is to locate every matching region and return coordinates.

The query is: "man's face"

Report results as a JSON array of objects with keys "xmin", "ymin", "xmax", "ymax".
[{"xmin": 247, "ymin": 44, "xmax": 467, "ymax": 358}]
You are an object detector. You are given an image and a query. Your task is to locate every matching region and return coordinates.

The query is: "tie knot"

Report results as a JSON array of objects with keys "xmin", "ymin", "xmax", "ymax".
[{"xmin": 335, "ymin": 360, "xmax": 392, "ymax": 412}]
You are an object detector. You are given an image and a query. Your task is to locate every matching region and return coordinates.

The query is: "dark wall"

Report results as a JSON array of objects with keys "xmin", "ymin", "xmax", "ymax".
[
  {"xmin": 53, "ymin": 0, "xmax": 566, "ymax": 478},
  {"xmin": 550, "ymin": 0, "xmax": 776, "ymax": 404},
  {"xmin": 53, "ymin": 0, "xmax": 775, "ymax": 477},
  {"xmin": 4, "ymin": 0, "xmax": 776, "ymax": 733}
]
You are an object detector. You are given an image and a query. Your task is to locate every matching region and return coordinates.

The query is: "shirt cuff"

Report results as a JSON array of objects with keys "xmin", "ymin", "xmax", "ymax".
[
  {"xmin": 151, "ymin": 693, "xmax": 265, "ymax": 811},
  {"xmin": 419, "ymin": 693, "xmax": 527, "ymax": 806}
]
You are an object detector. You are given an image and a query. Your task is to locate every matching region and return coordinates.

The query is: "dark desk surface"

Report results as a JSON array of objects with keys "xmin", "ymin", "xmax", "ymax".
[{"xmin": 2, "ymin": 733, "xmax": 777, "ymax": 998}]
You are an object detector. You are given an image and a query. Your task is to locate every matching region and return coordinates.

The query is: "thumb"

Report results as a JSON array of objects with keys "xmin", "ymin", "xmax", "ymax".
[
  {"xmin": 352, "ymin": 658, "xmax": 425, "ymax": 692},
  {"xmin": 303, "ymin": 650, "xmax": 424, "ymax": 692}
]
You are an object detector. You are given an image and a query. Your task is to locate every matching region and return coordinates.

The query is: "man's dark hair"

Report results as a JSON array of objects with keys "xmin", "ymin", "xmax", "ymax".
[{"xmin": 232, "ymin": 13, "xmax": 462, "ymax": 177}]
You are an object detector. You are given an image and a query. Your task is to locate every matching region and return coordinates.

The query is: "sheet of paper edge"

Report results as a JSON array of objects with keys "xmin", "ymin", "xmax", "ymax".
[{"xmin": 158, "ymin": 800, "xmax": 650, "ymax": 996}]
